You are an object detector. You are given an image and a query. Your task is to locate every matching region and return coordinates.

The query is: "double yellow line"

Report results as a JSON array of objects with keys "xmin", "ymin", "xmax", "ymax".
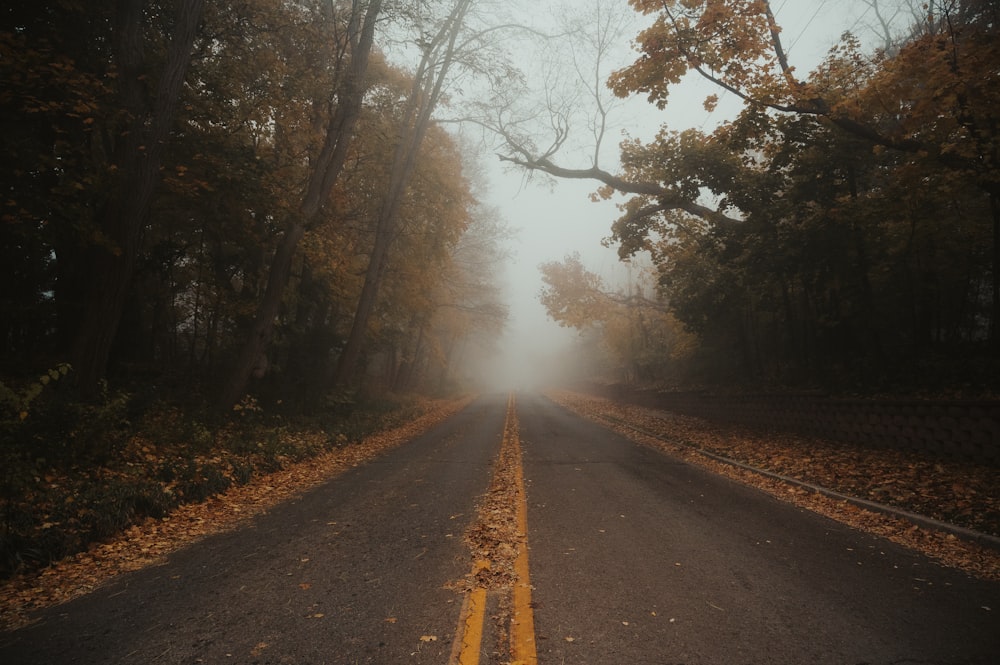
[{"xmin": 450, "ymin": 393, "xmax": 537, "ymax": 665}]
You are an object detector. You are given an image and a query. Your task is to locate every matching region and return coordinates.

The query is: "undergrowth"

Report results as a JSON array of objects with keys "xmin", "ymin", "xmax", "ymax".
[{"xmin": 0, "ymin": 375, "xmax": 429, "ymax": 580}]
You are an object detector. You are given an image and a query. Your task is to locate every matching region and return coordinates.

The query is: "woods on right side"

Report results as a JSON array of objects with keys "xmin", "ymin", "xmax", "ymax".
[{"xmin": 530, "ymin": 0, "xmax": 1000, "ymax": 393}]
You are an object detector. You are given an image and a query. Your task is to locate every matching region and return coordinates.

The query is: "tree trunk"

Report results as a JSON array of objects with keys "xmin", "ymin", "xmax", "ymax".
[
  {"xmin": 331, "ymin": 0, "xmax": 474, "ymax": 389},
  {"xmin": 330, "ymin": 204, "xmax": 395, "ymax": 387},
  {"xmin": 70, "ymin": 0, "xmax": 205, "ymax": 395},
  {"xmin": 217, "ymin": 0, "xmax": 383, "ymax": 410},
  {"xmin": 991, "ymin": 190, "xmax": 1000, "ymax": 348}
]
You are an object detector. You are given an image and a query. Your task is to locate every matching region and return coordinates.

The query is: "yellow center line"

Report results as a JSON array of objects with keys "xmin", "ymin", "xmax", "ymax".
[
  {"xmin": 508, "ymin": 393, "xmax": 538, "ymax": 665},
  {"xmin": 449, "ymin": 582, "xmax": 488, "ymax": 665},
  {"xmin": 449, "ymin": 393, "xmax": 537, "ymax": 665}
]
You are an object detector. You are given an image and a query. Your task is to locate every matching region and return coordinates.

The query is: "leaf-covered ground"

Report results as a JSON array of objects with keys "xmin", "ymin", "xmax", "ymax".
[
  {"xmin": 548, "ymin": 390, "xmax": 1000, "ymax": 582},
  {"xmin": 4, "ymin": 390, "xmax": 997, "ymax": 633},
  {"xmin": 0, "ymin": 396, "xmax": 473, "ymax": 632}
]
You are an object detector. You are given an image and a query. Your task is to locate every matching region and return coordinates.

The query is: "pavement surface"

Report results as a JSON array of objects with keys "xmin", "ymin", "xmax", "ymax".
[
  {"xmin": 1, "ymin": 392, "xmax": 998, "ymax": 664},
  {"xmin": 517, "ymin": 393, "xmax": 1000, "ymax": 664}
]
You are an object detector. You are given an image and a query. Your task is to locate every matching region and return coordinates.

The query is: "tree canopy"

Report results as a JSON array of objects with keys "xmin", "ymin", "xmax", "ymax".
[
  {"xmin": 0, "ymin": 0, "xmax": 511, "ymax": 410},
  {"xmin": 514, "ymin": 0, "xmax": 1000, "ymax": 391}
]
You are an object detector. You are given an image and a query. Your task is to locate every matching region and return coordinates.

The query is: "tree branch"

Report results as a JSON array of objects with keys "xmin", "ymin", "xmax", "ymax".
[{"xmin": 496, "ymin": 153, "xmax": 742, "ymax": 227}]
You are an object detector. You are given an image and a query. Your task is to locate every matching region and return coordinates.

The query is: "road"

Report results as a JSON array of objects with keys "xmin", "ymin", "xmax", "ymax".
[{"xmin": 1, "ymin": 392, "xmax": 998, "ymax": 664}]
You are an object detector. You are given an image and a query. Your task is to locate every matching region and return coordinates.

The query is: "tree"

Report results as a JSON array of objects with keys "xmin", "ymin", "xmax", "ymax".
[
  {"xmin": 1, "ymin": 0, "xmax": 509, "ymax": 406},
  {"xmin": 331, "ymin": 0, "xmax": 479, "ymax": 387},
  {"xmin": 218, "ymin": 0, "xmax": 384, "ymax": 409},
  {"xmin": 0, "ymin": 3, "xmax": 114, "ymax": 365},
  {"xmin": 539, "ymin": 253, "xmax": 693, "ymax": 383},
  {"xmin": 70, "ymin": 0, "xmax": 206, "ymax": 395},
  {"xmin": 483, "ymin": 0, "xmax": 1000, "ymax": 389}
]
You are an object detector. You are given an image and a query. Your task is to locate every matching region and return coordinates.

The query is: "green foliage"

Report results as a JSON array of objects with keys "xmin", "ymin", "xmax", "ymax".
[
  {"xmin": 80, "ymin": 479, "xmax": 177, "ymax": 541},
  {"xmin": 0, "ymin": 364, "xmax": 72, "ymax": 424}
]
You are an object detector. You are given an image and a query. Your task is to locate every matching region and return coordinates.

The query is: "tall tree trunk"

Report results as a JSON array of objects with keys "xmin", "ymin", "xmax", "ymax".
[
  {"xmin": 330, "ymin": 199, "xmax": 395, "ymax": 387},
  {"xmin": 394, "ymin": 316, "xmax": 426, "ymax": 391},
  {"xmin": 217, "ymin": 0, "xmax": 383, "ymax": 410},
  {"xmin": 331, "ymin": 0, "xmax": 474, "ymax": 388},
  {"xmin": 991, "ymin": 190, "xmax": 1000, "ymax": 348},
  {"xmin": 70, "ymin": 0, "xmax": 205, "ymax": 395}
]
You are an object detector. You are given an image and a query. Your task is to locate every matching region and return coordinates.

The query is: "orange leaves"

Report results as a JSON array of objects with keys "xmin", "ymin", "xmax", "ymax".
[
  {"xmin": 538, "ymin": 253, "xmax": 609, "ymax": 330},
  {"xmin": 610, "ymin": 0, "xmax": 788, "ymax": 109}
]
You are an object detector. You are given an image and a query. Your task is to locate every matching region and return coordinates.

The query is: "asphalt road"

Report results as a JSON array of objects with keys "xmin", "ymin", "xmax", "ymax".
[
  {"xmin": 517, "ymin": 394, "xmax": 1000, "ymax": 664},
  {"xmin": 2, "ymin": 392, "xmax": 998, "ymax": 664},
  {"xmin": 0, "ymin": 394, "xmax": 509, "ymax": 664}
]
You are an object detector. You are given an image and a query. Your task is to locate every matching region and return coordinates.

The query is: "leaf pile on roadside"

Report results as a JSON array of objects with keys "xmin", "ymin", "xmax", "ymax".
[{"xmin": 0, "ymin": 396, "xmax": 473, "ymax": 632}]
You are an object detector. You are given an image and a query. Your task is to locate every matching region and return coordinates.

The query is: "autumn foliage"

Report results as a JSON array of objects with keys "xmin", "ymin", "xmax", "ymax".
[
  {"xmin": 0, "ymin": 1, "xmax": 507, "ymax": 578},
  {"xmin": 527, "ymin": 0, "xmax": 1000, "ymax": 391}
]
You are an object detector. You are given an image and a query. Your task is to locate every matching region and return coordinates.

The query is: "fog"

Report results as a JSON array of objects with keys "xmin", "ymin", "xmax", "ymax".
[
  {"xmin": 458, "ymin": 0, "xmax": 878, "ymax": 391},
  {"xmin": 475, "ymin": 175, "xmax": 622, "ymax": 391}
]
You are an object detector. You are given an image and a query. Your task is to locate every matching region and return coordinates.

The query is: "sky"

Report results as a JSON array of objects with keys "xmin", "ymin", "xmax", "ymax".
[{"xmin": 474, "ymin": 0, "xmax": 881, "ymax": 389}]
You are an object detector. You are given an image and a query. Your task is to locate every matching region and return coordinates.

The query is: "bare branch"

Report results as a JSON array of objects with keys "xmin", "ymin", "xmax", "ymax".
[{"xmin": 496, "ymin": 152, "xmax": 742, "ymax": 227}]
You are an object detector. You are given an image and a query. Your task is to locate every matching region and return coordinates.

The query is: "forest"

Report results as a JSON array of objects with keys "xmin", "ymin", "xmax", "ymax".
[
  {"xmin": 1, "ymin": 0, "xmax": 998, "ymax": 575},
  {"xmin": 0, "ymin": 0, "xmax": 511, "ymax": 577}
]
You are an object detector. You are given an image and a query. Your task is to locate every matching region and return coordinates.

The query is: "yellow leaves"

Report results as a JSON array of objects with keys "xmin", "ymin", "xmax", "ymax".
[
  {"xmin": 612, "ymin": 0, "xmax": 789, "ymax": 108},
  {"xmin": 539, "ymin": 277, "xmax": 603, "ymax": 330},
  {"xmin": 590, "ymin": 184, "xmax": 617, "ymax": 202},
  {"xmin": 703, "ymin": 94, "xmax": 719, "ymax": 112}
]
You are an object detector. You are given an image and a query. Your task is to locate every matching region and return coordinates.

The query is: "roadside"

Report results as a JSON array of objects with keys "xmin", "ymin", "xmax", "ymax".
[
  {"xmin": 548, "ymin": 390, "xmax": 1000, "ymax": 582},
  {"xmin": 0, "ymin": 396, "xmax": 473, "ymax": 632},
  {"xmin": 5, "ymin": 388, "xmax": 997, "ymax": 635}
]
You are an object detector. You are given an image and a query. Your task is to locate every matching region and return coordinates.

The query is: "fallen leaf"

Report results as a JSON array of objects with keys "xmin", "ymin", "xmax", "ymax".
[{"xmin": 419, "ymin": 635, "xmax": 437, "ymax": 642}]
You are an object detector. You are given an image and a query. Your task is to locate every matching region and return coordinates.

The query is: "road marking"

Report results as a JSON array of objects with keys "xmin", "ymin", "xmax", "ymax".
[
  {"xmin": 508, "ymin": 394, "xmax": 538, "ymax": 665},
  {"xmin": 449, "ymin": 578, "xmax": 488, "ymax": 665},
  {"xmin": 449, "ymin": 393, "xmax": 537, "ymax": 665}
]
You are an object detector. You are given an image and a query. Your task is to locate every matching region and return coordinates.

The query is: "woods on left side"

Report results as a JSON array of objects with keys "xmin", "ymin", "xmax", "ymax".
[{"xmin": 0, "ymin": 0, "xmax": 508, "ymax": 578}]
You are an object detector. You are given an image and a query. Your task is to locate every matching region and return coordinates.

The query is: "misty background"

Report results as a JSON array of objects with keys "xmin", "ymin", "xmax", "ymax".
[{"xmin": 458, "ymin": 0, "xmax": 874, "ymax": 389}]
